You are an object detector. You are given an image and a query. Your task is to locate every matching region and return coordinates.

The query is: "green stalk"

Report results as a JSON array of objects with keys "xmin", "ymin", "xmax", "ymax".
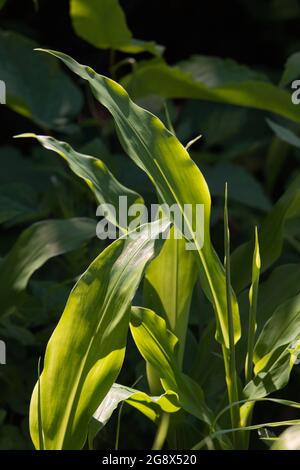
[
  {"xmin": 245, "ymin": 227, "xmax": 261, "ymax": 384},
  {"xmin": 152, "ymin": 413, "xmax": 170, "ymax": 450},
  {"xmin": 223, "ymin": 184, "xmax": 240, "ymax": 448},
  {"xmin": 242, "ymin": 228, "xmax": 261, "ymax": 448}
]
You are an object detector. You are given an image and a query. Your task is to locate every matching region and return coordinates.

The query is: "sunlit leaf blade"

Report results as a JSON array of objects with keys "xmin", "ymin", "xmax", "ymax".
[
  {"xmin": 16, "ymin": 134, "xmax": 143, "ymax": 231},
  {"xmin": 0, "ymin": 218, "xmax": 96, "ymax": 315},
  {"xmin": 121, "ymin": 57, "xmax": 300, "ymax": 123},
  {"xmin": 93, "ymin": 383, "xmax": 179, "ymax": 429},
  {"xmin": 144, "ymin": 227, "xmax": 198, "ymax": 367},
  {"xmin": 29, "ymin": 219, "xmax": 170, "ymax": 449},
  {"xmin": 89, "ymin": 383, "xmax": 179, "ymax": 448},
  {"xmin": 38, "ymin": 49, "xmax": 240, "ymax": 348},
  {"xmin": 130, "ymin": 306, "xmax": 213, "ymax": 425},
  {"xmin": 272, "ymin": 425, "xmax": 300, "ymax": 450},
  {"xmin": 245, "ymin": 228, "xmax": 261, "ymax": 384},
  {"xmin": 243, "ymin": 346, "xmax": 294, "ymax": 399},
  {"xmin": 232, "ymin": 176, "xmax": 300, "ymax": 293}
]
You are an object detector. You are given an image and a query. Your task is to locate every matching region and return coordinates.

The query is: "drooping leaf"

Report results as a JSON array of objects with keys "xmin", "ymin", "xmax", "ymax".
[
  {"xmin": 70, "ymin": 0, "xmax": 163, "ymax": 56},
  {"xmin": 121, "ymin": 57, "xmax": 300, "ymax": 123},
  {"xmin": 0, "ymin": 30, "xmax": 82, "ymax": 128},
  {"xmin": 0, "ymin": 218, "xmax": 96, "ymax": 314},
  {"xmin": 91, "ymin": 383, "xmax": 179, "ymax": 438},
  {"xmin": 130, "ymin": 306, "xmax": 213, "ymax": 425},
  {"xmin": 17, "ymin": 134, "xmax": 143, "ymax": 231},
  {"xmin": 39, "ymin": 49, "xmax": 240, "ymax": 349},
  {"xmin": 29, "ymin": 219, "xmax": 170, "ymax": 450}
]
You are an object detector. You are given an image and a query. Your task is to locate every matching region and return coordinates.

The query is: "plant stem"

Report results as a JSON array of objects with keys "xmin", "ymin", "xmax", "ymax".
[
  {"xmin": 224, "ymin": 184, "xmax": 240, "ymax": 448},
  {"xmin": 152, "ymin": 413, "xmax": 170, "ymax": 450}
]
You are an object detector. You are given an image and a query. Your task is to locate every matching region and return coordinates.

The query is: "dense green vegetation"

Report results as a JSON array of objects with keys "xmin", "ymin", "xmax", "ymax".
[{"xmin": 1, "ymin": 0, "xmax": 300, "ymax": 450}]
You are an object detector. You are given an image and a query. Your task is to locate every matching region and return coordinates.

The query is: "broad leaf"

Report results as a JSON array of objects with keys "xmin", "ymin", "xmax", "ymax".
[
  {"xmin": 93, "ymin": 383, "xmax": 179, "ymax": 430},
  {"xmin": 39, "ymin": 49, "xmax": 240, "ymax": 349},
  {"xmin": 70, "ymin": 0, "xmax": 163, "ymax": 56},
  {"xmin": 0, "ymin": 30, "xmax": 82, "ymax": 128},
  {"xmin": 144, "ymin": 227, "xmax": 198, "ymax": 366},
  {"xmin": 130, "ymin": 306, "xmax": 213, "ymax": 425},
  {"xmin": 121, "ymin": 57, "xmax": 300, "ymax": 123},
  {"xmin": 29, "ymin": 219, "xmax": 170, "ymax": 449},
  {"xmin": 254, "ymin": 293, "xmax": 300, "ymax": 368},
  {"xmin": 0, "ymin": 218, "xmax": 96, "ymax": 315}
]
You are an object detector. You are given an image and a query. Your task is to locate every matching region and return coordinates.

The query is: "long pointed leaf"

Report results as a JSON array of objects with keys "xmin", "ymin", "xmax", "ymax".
[
  {"xmin": 30, "ymin": 219, "xmax": 170, "ymax": 449},
  {"xmin": 16, "ymin": 134, "xmax": 143, "ymax": 231},
  {"xmin": 37, "ymin": 49, "xmax": 240, "ymax": 348}
]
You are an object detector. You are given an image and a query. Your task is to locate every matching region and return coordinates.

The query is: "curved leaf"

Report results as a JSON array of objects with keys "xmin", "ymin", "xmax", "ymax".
[
  {"xmin": 17, "ymin": 134, "xmax": 143, "ymax": 231},
  {"xmin": 29, "ymin": 219, "xmax": 170, "ymax": 449},
  {"xmin": 70, "ymin": 0, "xmax": 163, "ymax": 56},
  {"xmin": 130, "ymin": 306, "xmax": 213, "ymax": 425},
  {"xmin": 0, "ymin": 218, "xmax": 96, "ymax": 315},
  {"xmin": 121, "ymin": 57, "xmax": 300, "ymax": 123},
  {"xmin": 38, "ymin": 48, "xmax": 240, "ymax": 349},
  {"xmin": 0, "ymin": 30, "xmax": 82, "ymax": 128}
]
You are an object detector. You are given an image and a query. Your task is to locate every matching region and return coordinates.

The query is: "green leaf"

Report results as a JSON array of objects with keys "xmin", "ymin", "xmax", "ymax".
[
  {"xmin": 280, "ymin": 52, "xmax": 300, "ymax": 87},
  {"xmin": 257, "ymin": 264, "xmax": 300, "ymax": 331},
  {"xmin": 30, "ymin": 219, "xmax": 170, "ymax": 449},
  {"xmin": 93, "ymin": 383, "xmax": 179, "ymax": 429},
  {"xmin": 245, "ymin": 228, "xmax": 261, "ymax": 384},
  {"xmin": 130, "ymin": 306, "xmax": 213, "ymax": 425},
  {"xmin": 121, "ymin": 57, "xmax": 300, "ymax": 123},
  {"xmin": 0, "ymin": 218, "xmax": 96, "ymax": 314},
  {"xmin": 254, "ymin": 293, "xmax": 300, "ymax": 368},
  {"xmin": 0, "ymin": 0, "xmax": 6, "ymax": 10},
  {"xmin": 243, "ymin": 347, "xmax": 293, "ymax": 399},
  {"xmin": 39, "ymin": 49, "xmax": 240, "ymax": 349},
  {"xmin": 267, "ymin": 119, "xmax": 300, "ymax": 153},
  {"xmin": 232, "ymin": 176, "xmax": 300, "ymax": 293},
  {"xmin": 89, "ymin": 383, "xmax": 179, "ymax": 448},
  {"xmin": 16, "ymin": 134, "xmax": 143, "ymax": 231},
  {"xmin": 70, "ymin": 0, "xmax": 163, "ymax": 56},
  {"xmin": 0, "ymin": 30, "xmax": 82, "ymax": 128},
  {"xmin": 0, "ymin": 183, "xmax": 40, "ymax": 225},
  {"xmin": 144, "ymin": 227, "xmax": 197, "ymax": 367}
]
